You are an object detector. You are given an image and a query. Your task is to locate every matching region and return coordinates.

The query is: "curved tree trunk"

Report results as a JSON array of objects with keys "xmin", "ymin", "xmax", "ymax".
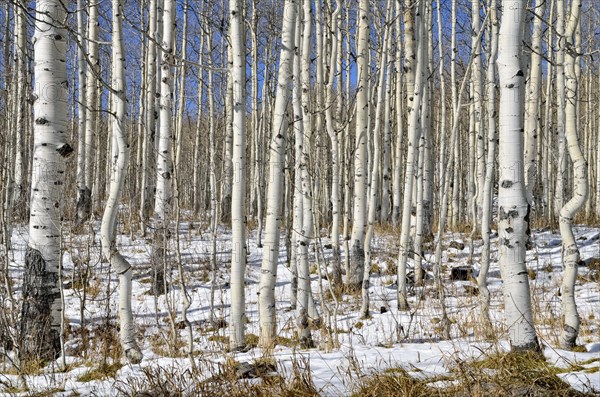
[
  {"xmin": 559, "ymin": 0, "xmax": 586, "ymax": 350},
  {"xmin": 100, "ymin": 0, "xmax": 143, "ymax": 363}
]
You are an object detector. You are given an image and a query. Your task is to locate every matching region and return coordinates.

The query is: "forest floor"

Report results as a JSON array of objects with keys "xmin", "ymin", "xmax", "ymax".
[{"xmin": 0, "ymin": 219, "xmax": 599, "ymax": 396}]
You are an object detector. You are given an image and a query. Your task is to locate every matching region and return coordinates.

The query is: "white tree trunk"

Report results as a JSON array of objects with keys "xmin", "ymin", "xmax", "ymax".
[
  {"xmin": 497, "ymin": 0, "xmax": 539, "ymax": 352},
  {"xmin": 21, "ymin": 0, "xmax": 72, "ymax": 362},
  {"xmin": 140, "ymin": 0, "xmax": 158, "ymax": 231},
  {"xmin": 325, "ymin": 2, "xmax": 342, "ymax": 286},
  {"xmin": 397, "ymin": 0, "xmax": 423, "ymax": 311},
  {"xmin": 257, "ymin": 0, "xmax": 297, "ymax": 348},
  {"xmin": 152, "ymin": 0, "xmax": 176, "ymax": 295},
  {"xmin": 101, "ymin": 0, "xmax": 143, "ymax": 363},
  {"xmin": 347, "ymin": 0, "xmax": 370, "ymax": 288},
  {"xmin": 12, "ymin": 5, "xmax": 26, "ymax": 211},
  {"xmin": 554, "ymin": 0, "xmax": 566, "ymax": 219},
  {"xmin": 297, "ymin": 0, "xmax": 316, "ymax": 348},
  {"xmin": 559, "ymin": 0, "xmax": 586, "ymax": 350},
  {"xmin": 229, "ymin": 0, "xmax": 248, "ymax": 351},
  {"xmin": 477, "ymin": 0, "xmax": 498, "ymax": 329},
  {"xmin": 82, "ymin": 0, "xmax": 99, "ymax": 220},
  {"xmin": 524, "ymin": 0, "xmax": 545, "ymax": 205},
  {"xmin": 361, "ymin": 0, "xmax": 391, "ymax": 318}
]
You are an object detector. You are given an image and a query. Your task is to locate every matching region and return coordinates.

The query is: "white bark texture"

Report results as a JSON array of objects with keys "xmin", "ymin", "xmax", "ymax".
[
  {"xmin": 523, "ymin": 0, "xmax": 545, "ymax": 205},
  {"xmin": 258, "ymin": 0, "xmax": 297, "ymax": 348},
  {"xmin": 347, "ymin": 0, "xmax": 370, "ymax": 287},
  {"xmin": 497, "ymin": 0, "xmax": 539, "ymax": 352},
  {"xmin": 297, "ymin": 0, "xmax": 315, "ymax": 347},
  {"xmin": 154, "ymin": 0, "xmax": 175, "ymax": 222},
  {"xmin": 229, "ymin": 0, "xmax": 248, "ymax": 351},
  {"xmin": 82, "ymin": 0, "xmax": 99, "ymax": 220},
  {"xmin": 21, "ymin": 0, "xmax": 72, "ymax": 362},
  {"xmin": 397, "ymin": 0, "xmax": 423, "ymax": 311},
  {"xmin": 100, "ymin": 0, "xmax": 143, "ymax": 363},
  {"xmin": 559, "ymin": 0, "xmax": 586, "ymax": 350},
  {"xmin": 477, "ymin": 0, "xmax": 498, "ymax": 328},
  {"xmin": 361, "ymin": 0, "xmax": 391, "ymax": 318}
]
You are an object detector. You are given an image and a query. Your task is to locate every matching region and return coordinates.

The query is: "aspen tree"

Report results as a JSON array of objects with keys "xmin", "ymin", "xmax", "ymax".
[
  {"xmin": 81, "ymin": 0, "xmax": 99, "ymax": 222},
  {"xmin": 75, "ymin": 0, "xmax": 85, "ymax": 212},
  {"xmin": 291, "ymin": 12, "xmax": 303, "ymax": 311},
  {"xmin": 250, "ymin": 0, "xmax": 260, "ymax": 220},
  {"xmin": 297, "ymin": 0, "xmax": 316, "ymax": 348},
  {"xmin": 325, "ymin": 0, "xmax": 343, "ymax": 287},
  {"xmin": 192, "ymin": 13, "xmax": 205, "ymax": 216},
  {"xmin": 392, "ymin": 0, "xmax": 404, "ymax": 227},
  {"xmin": 361, "ymin": 0, "xmax": 391, "ymax": 319},
  {"xmin": 555, "ymin": 0, "xmax": 567, "ymax": 218},
  {"xmin": 471, "ymin": 0, "xmax": 484, "ymax": 234},
  {"xmin": 524, "ymin": 0, "xmax": 546, "ymax": 205},
  {"xmin": 174, "ymin": 0, "xmax": 189, "ymax": 177},
  {"xmin": 258, "ymin": 0, "xmax": 297, "ymax": 348},
  {"xmin": 222, "ymin": 48, "xmax": 234, "ymax": 224},
  {"xmin": 541, "ymin": 0, "xmax": 555, "ymax": 220},
  {"xmin": 497, "ymin": 0, "xmax": 540, "ymax": 352},
  {"xmin": 229, "ymin": 0, "xmax": 248, "ymax": 351},
  {"xmin": 140, "ymin": 0, "xmax": 158, "ymax": 232},
  {"xmin": 559, "ymin": 0, "xmax": 586, "ymax": 350},
  {"xmin": 347, "ymin": 0, "xmax": 370, "ymax": 288},
  {"xmin": 100, "ymin": 0, "xmax": 143, "ymax": 363},
  {"xmin": 380, "ymin": 16, "xmax": 394, "ymax": 226},
  {"xmin": 21, "ymin": 0, "xmax": 73, "ymax": 362},
  {"xmin": 477, "ymin": 0, "xmax": 498, "ymax": 327},
  {"xmin": 450, "ymin": 0, "xmax": 460, "ymax": 229},
  {"xmin": 152, "ymin": 0, "xmax": 176, "ymax": 295},
  {"xmin": 12, "ymin": 4, "xmax": 26, "ymax": 211},
  {"xmin": 397, "ymin": 0, "xmax": 424, "ymax": 310}
]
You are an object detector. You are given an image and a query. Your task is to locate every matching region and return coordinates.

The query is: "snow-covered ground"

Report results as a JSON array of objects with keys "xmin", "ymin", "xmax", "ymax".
[{"xmin": 1, "ymin": 221, "xmax": 599, "ymax": 395}]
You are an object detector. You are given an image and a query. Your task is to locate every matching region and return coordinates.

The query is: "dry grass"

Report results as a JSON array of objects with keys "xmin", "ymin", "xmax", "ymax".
[
  {"xmin": 112, "ymin": 355, "xmax": 321, "ymax": 397},
  {"xmin": 353, "ymin": 350, "xmax": 597, "ymax": 397}
]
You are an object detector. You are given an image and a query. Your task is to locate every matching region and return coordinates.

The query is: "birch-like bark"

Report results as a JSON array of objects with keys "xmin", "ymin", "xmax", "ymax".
[
  {"xmin": 554, "ymin": 0, "xmax": 566, "ymax": 218},
  {"xmin": 497, "ymin": 0, "xmax": 539, "ymax": 352},
  {"xmin": 297, "ymin": 0, "xmax": 316, "ymax": 348},
  {"xmin": 82, "ymin": 0, "xmax": 99, "ymax": 221},
  {"xmin": 450, "ymin": 0, "xmax": 460, "ymax": 229},
  {"xmin": 21, "ymin": 0, "xmax": 73, "ymax": 362},
  {"xmin": 524, "ymin": 0, "xmax": 546, "ymax": 205},
  {"xmin": 325, "ymin": 2, "xmax": 342, "ymax": 287},
  {"xmin": 174, "ymin": 0, "xmax": 188, "ymax": 177},
  {"xmin": 221, "ymin": 49, "xmax": 234, "ymax": 224},
  {"xmin": 12, "ymin": 5, "xmax": 26, "ymax": 211},
  {"xmin": 361, "ymin": 0, "xmax": 391, "ymax": 318},
  {"xmin": 397, "ymin": 0, "xmax": 423, "ymax": 311},
  {"xmin": 140, "ymin": 0, "xmax": 158, "ymax": 231},
  {"xmin": 258, "ymin": 0, "xmax": 296, "ymax": 348},
  {"xmin": 290, "ymin": 13, "xmax": 303, "ymax": 311},
  {"xmin": 471, "ymin": 0, "xmax": 484, "ymax": 234},
  {"xmin": 192, "ymin": 16, "xmax": 205, "ymax": 216},
  {"xmin": 559, "ymin": 0, "xmax": 586, "ymax": 350},
  {"xmin": 229, "ymin": 0, "xmax": 248, "ymax": 351},
  {"xmin": 541, "ymin": 0, "xmax": 555, "ymax": 220},
  {"xmin": 477, "ymin": 0, "xmax": 498, "ymax": 328},
  {"xmin": 392, "ymin": 3, "xmax": 404, "ymax": 226},
  {"xmin": 347, "ymin": 0, "xmax": 370, "ymax": 288},
  {"xmin": 101, "ymin": 0, "xmax": 143, "ymax": 363},
  {"xmin": 152, "ymin": 0, "xmax": 176, "ymax": 296}
]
